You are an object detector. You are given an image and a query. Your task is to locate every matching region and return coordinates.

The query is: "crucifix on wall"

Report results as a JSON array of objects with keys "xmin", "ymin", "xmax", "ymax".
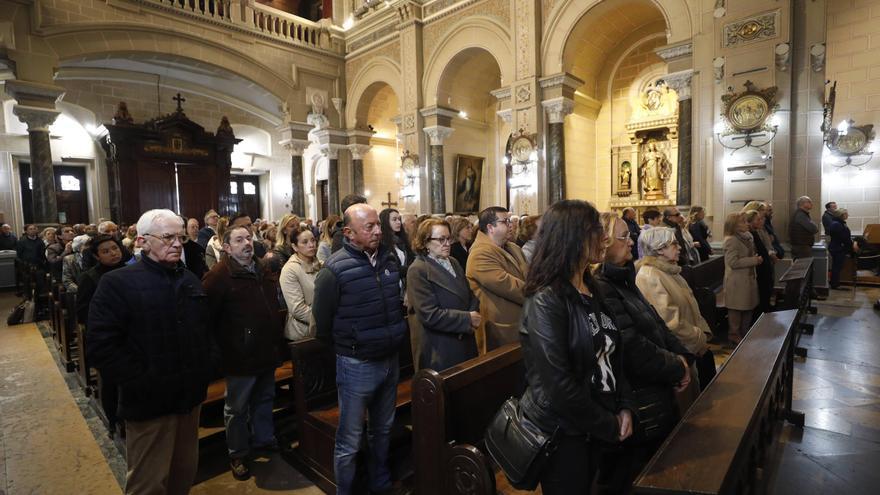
[
  {"xmin": 173, "ymin": 93, "xmax": 186, "ymax": 112},
  {"xmin": 381, "ymin": 192, "xmax": 398, "ymax": 209}
]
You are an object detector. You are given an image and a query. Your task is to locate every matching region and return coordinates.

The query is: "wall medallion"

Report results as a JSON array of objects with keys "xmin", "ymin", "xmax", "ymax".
[{"xmin": 723, "ymin": 10, "xmax": 779, "ymax": 48}]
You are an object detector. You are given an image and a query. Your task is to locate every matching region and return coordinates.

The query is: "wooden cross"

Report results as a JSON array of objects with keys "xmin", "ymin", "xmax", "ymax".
[
  {"xmin": 173, "ymin": 93, "xmax": 186, "ymax": 112},
  {"xmin": 381, "ymin": 192, "xmax": 398, "ymax": 208}
]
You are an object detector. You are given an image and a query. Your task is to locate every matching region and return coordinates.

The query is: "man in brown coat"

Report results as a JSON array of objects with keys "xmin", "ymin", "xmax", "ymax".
[{"xmin": 466, "ymin": 206, "xmax": 528, "ymax": 354}]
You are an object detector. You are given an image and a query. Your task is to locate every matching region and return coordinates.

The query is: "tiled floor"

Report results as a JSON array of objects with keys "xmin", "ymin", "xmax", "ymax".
[{"xmin": 1, "ymin": 286, "xmax": 879, "ymax": 494}]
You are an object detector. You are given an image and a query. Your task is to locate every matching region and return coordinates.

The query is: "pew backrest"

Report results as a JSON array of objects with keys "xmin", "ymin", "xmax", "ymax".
[{"xmin": 633, "ymin": 310, "xmax": 800, "ymax": 495}]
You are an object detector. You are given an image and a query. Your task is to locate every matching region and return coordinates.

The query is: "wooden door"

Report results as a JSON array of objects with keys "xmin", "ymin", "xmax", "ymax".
[
  {"xmin": 176, "ymin": 163, "xmax": 217, "ymax": 221},
  {"xmin": 54, "ymin": 166, "xmax": 89, "ymax": 225},
  {"xmin": 137, "ymin": 161, "xmax": 176, "ymax": 213},
  {"xmin": 228, "ymin": 175, "xmax": 262, "ymax": 219}
]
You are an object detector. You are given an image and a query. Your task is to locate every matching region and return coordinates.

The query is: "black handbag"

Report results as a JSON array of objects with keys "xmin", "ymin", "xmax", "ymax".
[
  {"xmin": 484, "ymin": 397, "xmax": 558, "ymax": 490},
  {"xmin": 628, "ymin": 386, "xmax": 678, "ymax": 444}
]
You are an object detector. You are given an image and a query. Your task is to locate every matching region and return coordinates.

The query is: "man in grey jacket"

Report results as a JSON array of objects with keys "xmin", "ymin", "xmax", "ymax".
[{"xmin": 789, "ymin": 196, "xmax": 819, "ymax": 259}]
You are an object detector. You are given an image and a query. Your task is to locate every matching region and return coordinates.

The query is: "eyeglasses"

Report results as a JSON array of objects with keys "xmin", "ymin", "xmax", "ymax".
[
  {"xmin": 494, "ymin": 218, "xmax": 511, "ymax": 226},
  {"xmin": 668, "ymin": 212, "xmax": 681, "ymax": 217},
  {"xmin": 145, "ymin": 233, "xmax": 187, "ymax": 245},
  {"xmin": 428, "ymin": 236, "xmax": 452, "ymax": 245},
  {"xmin": 614, "ymin": 233, "xmax": 631, "ymax": 241}
]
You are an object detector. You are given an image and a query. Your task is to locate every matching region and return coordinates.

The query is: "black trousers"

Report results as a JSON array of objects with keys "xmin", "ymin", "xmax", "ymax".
[
  {"xmin": 697, "ymin": 349, "xmax": 717, "ymax": 391},
  {"xmin": 540, "ymin": 435, "xmax": 599, "ymax": 495}
]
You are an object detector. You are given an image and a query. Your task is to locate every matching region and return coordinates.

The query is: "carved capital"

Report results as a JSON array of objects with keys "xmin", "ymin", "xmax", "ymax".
[
  {"xmin": 497, "ymin": 109, "xmax": 513, "ymax": 124},
  {"xmin": 423, "ymin": 125, "xmax": 454, "ymax": 146},
  {"xmin": 490, "ymin": 87, "xmax": 512, "ymax": 102},
  {"xmin": 348, "ymin": 144, "xmax": 372, "ymax": 160},
  {"xmin": 541, "ymin": 98, "xmax": 574, "ymax": 124},
  {"xmin": 663, "ymin": 70, "xmax": 694, "ymax": 101},
  {"xmin": 654, "ymin": 42, "xmax": 694, "ymax": 63},
  {"xmin": 321, "ymin": 145, "xmax": 342, "ymax": 160},
  {"xmin": 280, "ymin": 138, "xmax": 309, "ymax": 156},
  {"xmin": 13, "ymin": 105, "xmax": 60, "ymax": 132}
]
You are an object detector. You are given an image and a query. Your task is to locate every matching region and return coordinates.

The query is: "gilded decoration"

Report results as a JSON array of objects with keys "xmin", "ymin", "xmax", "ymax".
[
  {"xmin": 719, "ymin": 80, "xmax": 779, "ymax": 135},
  {"xmin": 723, "ymin": 10, "xmax": 779, "ymax": 48}
]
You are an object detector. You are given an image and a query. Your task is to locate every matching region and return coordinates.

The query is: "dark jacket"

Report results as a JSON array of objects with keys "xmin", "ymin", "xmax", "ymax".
[
  {"xmin": 264, "ymin": 244, "xmax": 292, "ymax": 274},
  {"xmin": 203, "ymin": 256, "xmax": 283, "ymax": 376},
  {"xmin": 0, "ymin": 232, "xmax": 16, "ymax": 251},
  {"xmin": 764, "ymin": 216, "xmax": 785, "ymax": 259},
  {"xmin": 595, "ymin": 262, "xmax": 691, "ymax": 391},
  {"xmin": 822, "ymin": 210, "xmax": 835, "ymax": 233},
  {"xmin": 16, "ymin": 236, "xmax": 46, "ymax": 267},
  {"xmin": 406, "ymin": 255, "xmax": 479, "ymax": 371},
  {"xmin": 183, "ymin": 240, "xmax": 208, "ymax": 280},
  {"xmin": 828, "ymin": 219, "xmax": 853, "ymax": 255},
  {"xmin": 76, "ymin": 261, "xmax": 126, "ymax": 325},
  {"xmin": 86, "ymin": 256, "xmax": 214, "ymax": 421},
  {"xmin": 751, "ymin": 228, "xmax": 775, "ymax": 313},
  {"xmin": 688, "ymin": 221, "xmax": 712, "ymax": 262},
  {"xmin": 663, "ymin": 219, "xmax": 690, "ymax": 266},
  {"xmin": 519, "ymin": 283, "xmax": 631, "ymax": 442},
  {"xmin": 789, "ymin": 208, "xmax": 818, "ymax": 248},
  {"xmin": 196, "ymin": 226, "xmax": 214, "ymax": 249},
  {"xmin": 450, "ymin": 242, "xmax": 469, "ymax": 271},
  {"xmin": 330, "ymin": 221, "xmax": 345, "ymax": 254},
  {"xmin": 625, "ymin": 218, "xmax": 641, "ymax": 260},
  {"xmin": 312, "ymin": 239, "xmax": 407, "ymax": 360}
]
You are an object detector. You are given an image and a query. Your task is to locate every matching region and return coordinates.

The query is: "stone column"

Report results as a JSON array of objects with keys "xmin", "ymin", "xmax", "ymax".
[
  {"xmin": 423, "ymin": 125, "xmax": 454, "ymax": 214},
  {"xmin": 664, "ymin": 70, "xmax": 694, "ymax": 206},
  {"xmin": 284, "ymin": 141, "xmax": 308, "ymax": 216},
  {"xmin": 325, "ymin": 146, "xmax": 340, "ymax": 215},
  {"xmin": 541, "ymin": 98, "xmax": 575, "ymax": 205},
  {"xmin": 348, "ymin": 144, "xmax": 371, "ymax": 196},
  {"xmin": 13, "ymin": 105, "xmax": 61, "ymax": 224}
]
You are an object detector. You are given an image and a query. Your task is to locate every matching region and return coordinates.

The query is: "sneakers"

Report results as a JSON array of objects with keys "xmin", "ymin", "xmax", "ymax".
[{"xmin": 230, "ymin": 458, "xmax": 251, "ymax": 481}]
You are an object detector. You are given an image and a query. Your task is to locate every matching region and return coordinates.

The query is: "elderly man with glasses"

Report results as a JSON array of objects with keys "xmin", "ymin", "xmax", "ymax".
[
  {"xmin": 87, "ymin": 209, "xmax": 214, "ymax": 495},
  {"xmin": 465, "ymin": 206, "xmax": 528, "ymax": 354},
  {"xmin": 662, "ymin": 207, "xmax": 698, "ymax": 267}
]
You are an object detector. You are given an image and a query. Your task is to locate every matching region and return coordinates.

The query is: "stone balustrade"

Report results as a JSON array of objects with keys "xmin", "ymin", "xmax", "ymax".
[{"xmin": 137, "ymin": 0, "xmax": 344, "ymax": 54}]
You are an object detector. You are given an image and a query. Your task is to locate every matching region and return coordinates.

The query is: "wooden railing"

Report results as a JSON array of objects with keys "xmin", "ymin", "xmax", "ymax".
[
  {"xmin": 633, "ymin": 309, "xmax": 806, "ymax": 494},
  {"xmin": 134, "ymin": 0, "xmax": 344, "ymax": 54}
]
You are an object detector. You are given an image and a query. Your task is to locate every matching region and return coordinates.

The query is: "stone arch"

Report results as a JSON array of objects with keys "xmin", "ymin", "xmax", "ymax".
[
  {"xmin": 423, "ymin": 16, "xmax": 513, "ymax": 105},
  {"xmin": 44, "ymin": 24, "xmax": 295, "ymax": 105},
  {"xmin": 346, "ymin": 57, "xmax": 403, "ymax": 129},
  {"xmin": 542, "ymin": 0, "xmax": 693, "ymax": 76}
]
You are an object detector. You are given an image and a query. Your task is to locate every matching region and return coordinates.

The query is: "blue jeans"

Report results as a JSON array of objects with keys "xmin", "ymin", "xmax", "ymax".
[
  {"xmin": 334, "ymin": 353, "xmax": 399, "ymax": 495},
  {"xmin": 224, "ymin": 370, "xmax": 277, "ymax": 459}
]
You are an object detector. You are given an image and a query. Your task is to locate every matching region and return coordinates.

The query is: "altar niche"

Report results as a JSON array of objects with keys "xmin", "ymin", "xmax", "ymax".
[
  {"xmin": 610, "ymin": 78, "xmax": 680, "ymax": 215},
  {"xmin": 100, "ymin": 98, "xmax": 241, "ymax": 225}
]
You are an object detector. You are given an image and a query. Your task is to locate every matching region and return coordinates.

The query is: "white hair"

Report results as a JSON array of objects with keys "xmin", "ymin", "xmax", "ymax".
[
  {"xmin": 796, "ymin": 196, "xmax": 812, "ymax": 207},
  {"xmin": 639, "ymin": 227, "xmax": 678, "ymax": 258},
  {"xmin": 71, "ymin": 234, "xmax": 90, "ymax": 253},
  {"xmin": 97, "ymin": 220, "xmax": 117, "ymax": 234},
  {"xmin": 136, "ymin": 209, "xmax": 183, "ymax": 237}
]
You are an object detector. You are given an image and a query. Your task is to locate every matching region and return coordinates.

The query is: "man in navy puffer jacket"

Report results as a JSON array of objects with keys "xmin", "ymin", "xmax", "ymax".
[{"xmin": 312, "ymin": 203, "xmax": 406, "ymax": 495}]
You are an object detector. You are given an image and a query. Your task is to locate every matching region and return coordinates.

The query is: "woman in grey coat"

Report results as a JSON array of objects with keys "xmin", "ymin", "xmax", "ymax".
[{"xmin": 407, "ymin": 218, "xmax": 481, "ymax": 371}]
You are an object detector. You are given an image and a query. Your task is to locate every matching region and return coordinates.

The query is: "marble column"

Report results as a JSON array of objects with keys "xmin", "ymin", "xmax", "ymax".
[
  {"xmin": 285, "ymin": 142, "xmax": 307, "ymax": 217},
  {"xmin": 14, "ymin": 105, "xmax": 61, "ymax": 224},
  {"xmin": 324, "ymin": 147, "xmax": 340, "ymax": 215},
  {"xmin": 542, "ymin": 98, "xmax": 574, "ymax": 205},
  {"xmin": 423, "ymin": 126, "xmax": 454, "ymax": 214},
  {"xmin": 665, "ymin": 70, "xmax": 694, "ymax": 206},
  {"xmin": 348, "ymin": 144, "xmax": 371, "ymax": 196}
]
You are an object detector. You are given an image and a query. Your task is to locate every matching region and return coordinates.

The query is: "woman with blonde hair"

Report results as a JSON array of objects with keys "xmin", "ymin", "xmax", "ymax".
[
  {"xmin": 265, "ymin": 213, "xmax": 300, "ymax": 272},
  {"xmin": 205, "ymin": 216, "xmax": 229, "ymax": 269},
  {"xmin": 448, "ymin": 216, "xmax": 474, "ymax": 270},
  {"xmin": 317, "ymin": 214, "xmax": 340, "ymax": 263},
  {"xmin": 722, "ymin": 212, "xmax": 762, "ymax": 344},
  {"xmin": 516, "ymin": 215, "xmax": 541, "ymax": 264},
  {"xmin": 636, "ymin": 227, "xmax": 715, "ymax": 389}
]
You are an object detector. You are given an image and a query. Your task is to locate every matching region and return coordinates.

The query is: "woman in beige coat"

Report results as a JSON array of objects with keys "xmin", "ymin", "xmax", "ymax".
[
  {"xmin": 722, "ymin": 212, "xmax": 762, "ymax": 344},
  {"xmin": 636, "ymin": 227, "xmax": 716, "ymax": 388},
  {"xmin": 280, "ymin": 227, "xmax": 322, "ymax": 341}
]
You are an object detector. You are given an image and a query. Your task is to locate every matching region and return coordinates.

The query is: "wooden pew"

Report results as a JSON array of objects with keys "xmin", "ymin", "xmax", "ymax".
[
  {"xmin": 681, "ymin": 255, "xmax": 726, "ymax": 332},
  {"xmin": 75, "ymin": 323, "xmax": 97, "ymax": 397},
  {"xmin": 202, "ymin": 361, "xmax": 295, "ymax": 406},
  {"xmin": 286, "ymin": 333, "xmax": 415, "ymax": 493},
  {"xmin": 776, "ymin": 257, "xmax": 816, "ymax": 357},
  {"xmin": 632, "ymin": 309, "xmax": 805, "ymax": 495},
  {"xmin": 55, "ymin": 289, "xmax": 79, "ymax": 373},
  {"xmin": 412, "ymin": 343, "xmax": 526, "ymax": 495}
]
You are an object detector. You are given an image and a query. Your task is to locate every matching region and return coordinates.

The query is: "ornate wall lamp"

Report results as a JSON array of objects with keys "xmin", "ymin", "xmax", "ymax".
[
  {"xmin": 506, "ymin": 129, "xmax": 538, "ymax": 189},
  {"xmin": 397, "ymin": 150, "xmax": 420, "ymax": 199},
  {"xmin": 715, "ymin": 81, "xmax": 780, "ymax": 173},
  {"xmin": 821, "ymin": 80, "xmax": 876, "ymax": 169}
]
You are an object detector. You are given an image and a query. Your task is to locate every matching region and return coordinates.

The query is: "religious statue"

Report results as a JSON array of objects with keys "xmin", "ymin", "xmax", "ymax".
[
  {"xmin": 639, "ymin": 142, "xmax": 672, "ymax": 199},
  {"xmin": 216, "ymin": 116, "xmax": 235, "ymax": 138},
  {"xmin": 113, "ymin": 101, "xmax": 134, "ymax": 125},
  {"xmin": 619, "ymin": 161, "xmax": 632, "ymax": 192}
]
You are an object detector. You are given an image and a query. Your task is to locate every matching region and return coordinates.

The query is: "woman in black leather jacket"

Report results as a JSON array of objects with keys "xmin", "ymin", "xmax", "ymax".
[
  {"xmin": 594, "ymin": 212, "xmax": 693, "ymax": 491},
  {"xmin": 520, "ymin": 200, "xmax": 634, "ymax": 494}
]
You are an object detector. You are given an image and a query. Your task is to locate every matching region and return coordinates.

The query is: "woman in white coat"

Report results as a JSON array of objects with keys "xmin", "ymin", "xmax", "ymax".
[{"xmin": 280, "ymin": 227, "xmax": 322, "ymax": 341}]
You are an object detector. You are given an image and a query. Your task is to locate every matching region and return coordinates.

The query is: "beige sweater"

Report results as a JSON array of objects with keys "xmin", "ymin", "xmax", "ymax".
[
  {"xmin": 279, "ymin": 254, "xmax": 322, "ymax": 341},
  {"xmin": 635, "ymin": 255, "xmax": 711, "ymax": 355}
]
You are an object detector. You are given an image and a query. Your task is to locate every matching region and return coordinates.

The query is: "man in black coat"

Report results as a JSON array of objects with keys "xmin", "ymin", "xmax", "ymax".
[
  {"xmin": 203, "ymin": 223, "xmax": 283, "ymax": 481},
  {"xmin": 197, "ymin": 209, "xmax": 220, "ymax": 248},
  {"xmin": 87, "ymin": 209, "xmax": 214, "ymax": 495},
  {"xmin": 622, "ymin": 208, "xmax": 641, "ymax": 260},
  {"xmin": 330, "ymin": 193, "xmax": 367, "ymax": 254},
  {"xmin": 0, "ymin": 223, "xmax": 17, "ymax": 250}
]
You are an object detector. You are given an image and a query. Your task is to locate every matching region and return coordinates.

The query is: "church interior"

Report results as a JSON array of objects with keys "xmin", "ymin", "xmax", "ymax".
[{"xmin": 2, "ymin": 0, "xmax": 880, "ymax": 493}]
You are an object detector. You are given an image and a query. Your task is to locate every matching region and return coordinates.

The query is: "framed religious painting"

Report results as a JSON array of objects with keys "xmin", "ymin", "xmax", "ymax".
[{"xmin": 453, "ymin": 155, "xmax": 483, "ymax": 214}]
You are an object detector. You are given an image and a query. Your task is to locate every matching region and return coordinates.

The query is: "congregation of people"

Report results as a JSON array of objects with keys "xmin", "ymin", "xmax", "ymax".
[{"xmin": 3, "ymin": 190, "xmax": 858, "ymax": 495}]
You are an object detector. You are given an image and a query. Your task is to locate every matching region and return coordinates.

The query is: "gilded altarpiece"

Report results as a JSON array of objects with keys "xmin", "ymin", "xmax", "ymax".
[{"xmin": 610, "ymin": 80, "xmax": 680, "ymax": 215}]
